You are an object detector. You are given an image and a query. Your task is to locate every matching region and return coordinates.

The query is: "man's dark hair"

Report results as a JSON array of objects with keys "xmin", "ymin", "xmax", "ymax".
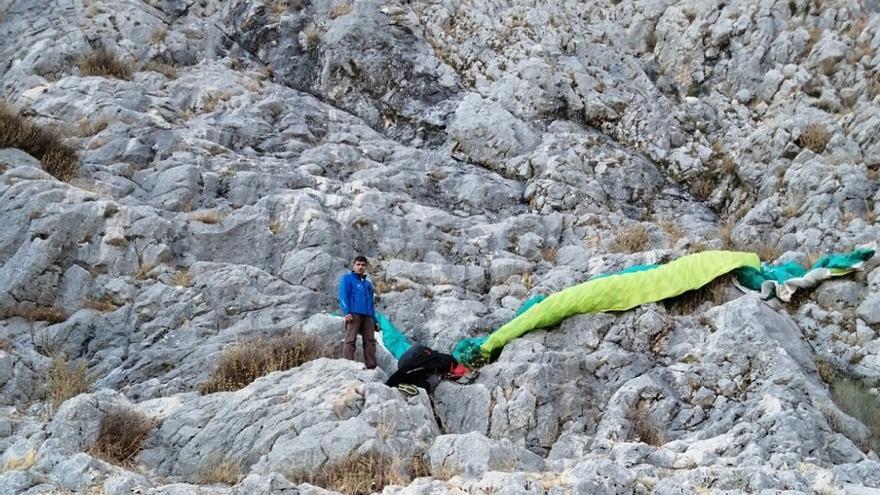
[{"xmin": 353, "ymin": 255, "xmax": 368, "ymax": 264}]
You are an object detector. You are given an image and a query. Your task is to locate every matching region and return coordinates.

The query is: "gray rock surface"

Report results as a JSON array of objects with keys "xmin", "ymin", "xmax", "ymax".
[{"xmin": 2, "ymin": 0, "xmax": 880, "ymax": 492}]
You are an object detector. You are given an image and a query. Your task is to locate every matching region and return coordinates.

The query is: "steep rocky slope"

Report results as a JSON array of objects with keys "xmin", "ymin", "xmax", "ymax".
[{"xmin": 1, "ymin": 0, "xmax": 880, "ymax": 493}]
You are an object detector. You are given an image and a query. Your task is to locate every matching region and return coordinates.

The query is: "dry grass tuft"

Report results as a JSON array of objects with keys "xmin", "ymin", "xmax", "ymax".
[
  {"xmin": 199, "ymin": 331, "xmax": 338, "ymax": 394},
  {"xmin": 1, "ymin": 304, "xmax": 69, "ymax": 324},
  {"xmin": 300, "ymin": 22, "xmax": 323, "ymax": 51},
  {"xmin": 49, "ymin": 354, "xmax": 93, "ymax": 411},
  {"xmin": 76, "ymin": 116, "xmax": 110, "ymax": 137},
  {"xmin": 0, "ymin": 102, "xmax": 79, "ymax": 181},
  {"xmin": 1, "ymin": 449, "xmax": 37, "ymax": 472},
  {"xmin": 611, "ymin": 224, "xmax": 650, "ymax": 253},
  {"xmin": 799, "ymin": 122, "xmax": 830, "ymax": 153},
  {"xmin": 0, "ymin": 337, "xmax": 11, "ymax": 352},
  {"xmin": 690, "ymin": 175, "xmax": 715, "ymax": 200},
  {"xmin": 144, "ymin": 60, "xmax": 178, "ymax": 79},
  {"xmin": 189, "ymin": 210, "xmax": 225, "ymax": 224},
  {"xmin": 135, "ymin": 261, "xmax": 157, "ymax": 280},
  {"xmin": 78, "ymin": 48, "xmax": 133, "ymax": 80},
  {"xmin": 289, "ymin": 452, "xmax": 428, "ymax": 495},
  {"xmin": 541, "ymin": 246, "xmax": 557, "ymax": 263},
  {"xmin": 88, "ymin": 408, "xmax": 157, "ymax": 466},
  {"xmin": 659, "ymin": 221, "xmax": 684, "ymax": 247},
  {"xmin": 171, "ymin": 268, "xmax": 194, "ymax": 287},
  {"xmin": 663, "ymin": 274, "xmax": 734, "ymax": 316},
  {"xmin": 151, "ymin": 27, "xmax": 167, "ymax": 45},
  {"xmin": 82, "ymin": 296, "xmax": 119, "ymax": 313},
  {"xmin": 752, "ymin": 242, "xmax": 781, "ymax": 262},
  {"xmin": 199, "ymin": 455, "xmax": 242, "ymax": 484},
  {"xmin": 329, "ymin": 1, "xmax": 352, "ymax": 18},
  {"xmin": 869, "ymin": 73, "xmax": 880, "ymax": 100},
  {"xmin": 627, "ymin": 400, "xmax": 665, "ymax": 446}
]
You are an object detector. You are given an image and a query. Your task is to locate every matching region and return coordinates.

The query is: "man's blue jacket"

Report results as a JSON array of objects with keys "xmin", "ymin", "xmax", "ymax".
[{"xmin": 338, "ymin": 272, "xmax": 375, "ymax": 318}]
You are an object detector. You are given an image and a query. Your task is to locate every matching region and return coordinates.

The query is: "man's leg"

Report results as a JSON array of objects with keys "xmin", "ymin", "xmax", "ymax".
[
  {"xmin": 361, "ymin": 316, "xmax": 378, "ymax": 369},
  {"xmin": 343, "ymin": 317, "xmax": 358, "ymax": 361}
]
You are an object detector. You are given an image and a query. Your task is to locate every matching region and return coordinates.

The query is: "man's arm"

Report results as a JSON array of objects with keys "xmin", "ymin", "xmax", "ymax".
[{"xmin": 338, "ymin": 275, "xmax": 351, "ymax": 317}]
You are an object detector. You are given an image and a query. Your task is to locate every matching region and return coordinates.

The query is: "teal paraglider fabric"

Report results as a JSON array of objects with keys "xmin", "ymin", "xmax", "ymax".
[{"xmin": 376, "ymin": 312, "xmax": 412, "ymax": 359}]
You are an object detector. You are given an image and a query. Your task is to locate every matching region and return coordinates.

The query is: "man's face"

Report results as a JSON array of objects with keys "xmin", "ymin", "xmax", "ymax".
[{"xmin": 353, "ymin": 260, "xmax": 367, "ymax": 275}]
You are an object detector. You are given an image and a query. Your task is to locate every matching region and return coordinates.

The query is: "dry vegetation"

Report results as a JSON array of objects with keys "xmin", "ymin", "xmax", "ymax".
[
  {"xmin": 610, "ymin": 223, "xmax": 650, "ymax": 253},
  {"xmin": 78, "ymin": 48, "xmax": 133, "ymax": 80},
  {"xmin": 82, "ymin": 296, "xmax": 120, "ymax": 313},
  {"xmin": 198, "ymin": 331, "xmax": 339, "ymax": 394},
  {"xmin": 329, "ymin": 1, "xmax": 353, "ymax": 18},
  {"xmin": 799, "ymin": 122, "xmax": 831, "ymax": 153},
  {"xmin": 49, "ymin": 354, "xmax": 93, "ymax": 411},
  {"xmin": 817, "ymin": 362, "xmax": 880, "ymax": 453},
  {"xmin": 171, "ymin": 268, "xmax": 195, "ymax": 287},
  {"xmin": 659, "ymin": 221, "xmax": 684, "ymax": 247},
  {"xmin": 663, "ymin": 274, "xmax": 734, "ymax": 316},
  {"xmin": 1, "ymin": 449, "xmax": 37, "ymax": 472},
  {"xmin": 0, "ymin": 102, "xmax": 79, "ymax": 181},
  {"xmin": 88, "ymin": 408, "xmax": 157, "ymax": 466},
  {"xmin": 0, "ymin": 303, "xmax": 69, "ymax": 324},
  {"xmin": 300, "ymin": 22, "xmax": 323, "ymax": 51},
  {"xmin": 145, "ymin": 60, "xmax": 178, "ymax": 79},
  {"xmin": 151, "ymin": 27, "xmax": 167, "ymax": 45},
  {"xmin": 627, "ymin": 400, "xmax": 665, "ymax": 446},
  {"xmin": 199, "ymin": 455, "xmax": 242, "ymax": 484},
  {"xmin": 542, "ymin": 246, "xmax": 557, "ymax": 263},
  {"xmin": 189, "ymin": 209, "xmax": 225, "ymax": 224},
  {"xmin": 75, "ymin": 116, "xmax": 110, "ymax": 137},
  {"xmin": 288, "ymin": 452, "xmax": 430, "ymax": 495}
]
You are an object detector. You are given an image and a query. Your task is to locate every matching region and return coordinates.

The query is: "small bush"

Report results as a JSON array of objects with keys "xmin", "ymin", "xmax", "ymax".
[
  {"xmin": 799, "ymin": 122, "xmax": 830, "ymax": 153},
  {"xmin": 198, "ymin": 455, "xmax": 241, "ymax": 484},
  {"xmin": 0, "ymin": 103, "xmax": 79, "ymax": 181},
  {"xmin": 690, "ymin": 175, "xmax": 716, "ymax": 200},
  {"xmin": 199, "ymin": 332, "xmax": 338, "ymax": 394},
  {"xmin": 289, "ymin": 452, "xmax": 426, "ymax": 495},
  {"xmin": 88, "ymin": 408, "xmax": 156, "ymax": 466},
  {"xmin": 78, "ymin": 48, "xmax": 133, "ymax": 80},
  {"xmin": 49, "ymin": 355, "xmax": 92, "ymax": 410},
  {"xmin": 610, "ymin": 224, "xmax": 650, "ymax": 253}
]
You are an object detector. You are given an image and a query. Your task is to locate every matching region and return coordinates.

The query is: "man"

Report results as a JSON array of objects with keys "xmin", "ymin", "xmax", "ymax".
[
  {"xmin": 338, "ymin": 255, "xmax": 378, "ymax": 369},
  {"xmin": 384, "ymin": 344, "xmax": 471, "ymax": 394}
]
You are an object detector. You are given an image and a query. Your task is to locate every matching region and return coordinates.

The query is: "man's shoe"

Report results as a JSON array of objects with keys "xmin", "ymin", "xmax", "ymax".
[{"xmin": 397, "ymin": 383, "xmax": 419, "ymax": 396}]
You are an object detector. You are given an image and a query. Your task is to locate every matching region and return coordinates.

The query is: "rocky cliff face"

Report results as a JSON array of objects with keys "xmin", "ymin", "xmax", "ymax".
[{"xmin": 1, "ymin": 0, "xmax": 880, "ymax": 493}]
